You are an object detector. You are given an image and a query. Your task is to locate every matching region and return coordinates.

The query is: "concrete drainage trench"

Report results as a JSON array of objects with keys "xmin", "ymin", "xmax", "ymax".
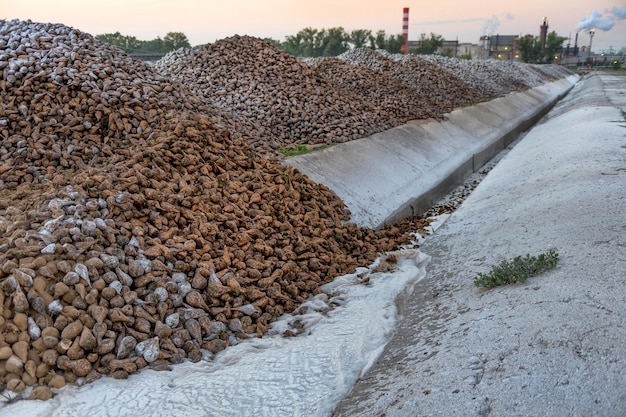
[{"xmin": 284, "ymin": 75, "xmax": 579, "ymax": 230}]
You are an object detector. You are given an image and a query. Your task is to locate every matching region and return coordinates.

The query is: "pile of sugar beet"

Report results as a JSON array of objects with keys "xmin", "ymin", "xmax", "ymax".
[{"xmin": 0, "ymin": 19, "xmax": 571, "ymax": 400}]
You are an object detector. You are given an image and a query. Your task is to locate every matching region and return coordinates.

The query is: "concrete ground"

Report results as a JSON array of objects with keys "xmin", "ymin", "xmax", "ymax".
[{"xmin": 332, "ymin": 73, "xmax": 626, "ymax": 417}]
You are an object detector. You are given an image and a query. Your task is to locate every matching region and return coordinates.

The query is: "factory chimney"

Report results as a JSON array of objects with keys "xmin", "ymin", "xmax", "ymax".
[
  {"xmin": 401, "ymin": 8, "xmax": 409, "ymax": 53},
  {"xmin": 540, "ymin": 17, "xmax": 549, "ymax": 51}
]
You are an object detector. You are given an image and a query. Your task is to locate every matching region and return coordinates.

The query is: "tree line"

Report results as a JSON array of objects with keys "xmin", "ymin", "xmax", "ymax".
[
  {"xmin": 273, "ymin": 27, "xmax": 406, "ymax": 57},
  {"xmin": 517, "ymin": 31, "xmax": 567, "ymax": 64},
  {"xmin": 96, "ymin": 27, "xmax": 407, "ymax": 57},
  {"xmin": 95, "ymin": 32, "xmax": 191, "ymax": 54},
  {"xmin": 96, "ymin": 28, "xmax": 573, "ymax": 63}
]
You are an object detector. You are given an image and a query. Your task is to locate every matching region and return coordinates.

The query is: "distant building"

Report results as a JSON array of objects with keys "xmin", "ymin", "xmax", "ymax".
[
  {"xmin": 562, "ymin": 33, "xmax": 580, "ymax": 57},
  {"xmin": 439, "ymin": 40, "xmax": 459, "ymax": 56},
  {"xmin": 407, "ymin": 33, "xmax": 459, "ymax": 56},
  {"xmin": 408, "ymin": 35, "xmax": 519, "ymax": 60},
  {"xmin": 407, "ymin": 39, "xmax": 479, "ymax": 58},
  {"xmin": 480, "ymin": 35, "xmax": 519, "ymax": 60},
  {"xmin": 457, "ymin": 43, "xmax": 485, "ymax": 59}
]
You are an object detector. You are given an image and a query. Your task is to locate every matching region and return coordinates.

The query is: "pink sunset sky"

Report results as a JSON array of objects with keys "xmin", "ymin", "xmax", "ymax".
[{"xmin": 3, "ymin": 0, "xmax": 626, "ymax": 52}]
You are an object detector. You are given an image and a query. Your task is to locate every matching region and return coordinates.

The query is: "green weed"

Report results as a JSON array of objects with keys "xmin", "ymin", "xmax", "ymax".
[
  {"xmin": 474, "ymin": 249, "xmax": 559, "ymax": 288},
  {"xmin": 278, "ymin": 143, "xmax": 336, "ymax": 157},
  {"xmin": 278, "ymin": 144, "xmax": 311, "ymax": 156}
]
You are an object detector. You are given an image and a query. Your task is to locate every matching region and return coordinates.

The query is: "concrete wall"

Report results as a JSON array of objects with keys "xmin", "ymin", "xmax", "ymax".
[{"xmin": 283, "ymin": 75, "xmax": 579, "ymax": 229}]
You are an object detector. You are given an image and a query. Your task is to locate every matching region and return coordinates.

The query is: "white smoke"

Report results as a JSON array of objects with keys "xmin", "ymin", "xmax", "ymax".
[
  {"xmin": 612, "ymin": 6, "xmax": 626, "ymax": 20},
  {"xmin": 482, "ymin": 15, "xmax": 500, "ymax": 36},
  {"xmin": 575, "ymin": 6, "xmax": 626, "ymax": 32},
  {"xmin": 576, "ymin": 10, "xmax": 614, "ymax": 32}
]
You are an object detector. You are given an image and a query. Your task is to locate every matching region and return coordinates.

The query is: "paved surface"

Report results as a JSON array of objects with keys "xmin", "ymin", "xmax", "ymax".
[{"xmin": 332, "ymin": 72, "xmax": 626, "ymax": 417}]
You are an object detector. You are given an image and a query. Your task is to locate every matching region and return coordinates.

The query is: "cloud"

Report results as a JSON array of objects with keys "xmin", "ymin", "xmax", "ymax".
[
  {"xmin": 576, "ymin": 10, "xmax": 614, "ymax": 32},
  {"xmin": 412, "ymin": 17, "xmax": 485, "ymax": 26},
  {"xmin": 412, "ymin": 13, "xmax": 514, "ymax": 37},
  {"xmin": 612, "ymin": 6, "xmax": 626, "ymax": 20}
]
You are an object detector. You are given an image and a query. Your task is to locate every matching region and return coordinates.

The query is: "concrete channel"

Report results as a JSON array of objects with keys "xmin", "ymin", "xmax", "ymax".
[
  {"xmin": 330, "ymin": 71, "xmax": 626, "ymax": 417},
  {"xmin": 284, "ymin": 75, "xmax": 579, "ymax": 229}
]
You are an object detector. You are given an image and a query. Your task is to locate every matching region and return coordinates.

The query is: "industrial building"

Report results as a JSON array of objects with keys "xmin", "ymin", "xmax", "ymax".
[{"xmin": 403, "ymin": 11, "xmax": 623, "ymax": 69}]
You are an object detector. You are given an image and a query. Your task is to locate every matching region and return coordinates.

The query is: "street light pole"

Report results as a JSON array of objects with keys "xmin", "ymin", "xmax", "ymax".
[{"xmin": 588, "ymin": 29, "xmax": 595, "ymax": 60}]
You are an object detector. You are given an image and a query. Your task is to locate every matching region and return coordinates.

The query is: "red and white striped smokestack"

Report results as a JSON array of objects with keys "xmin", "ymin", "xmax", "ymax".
[{"xmin": 401, "ymin": 7, "xmax": 409, "ymax": 53}]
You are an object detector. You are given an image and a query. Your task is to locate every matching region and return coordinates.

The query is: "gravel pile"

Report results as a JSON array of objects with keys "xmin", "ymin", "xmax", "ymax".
[
  {"xmin": 156, "ymin": 43, "xmax": 571, "ymax": 154},
  {"xmin": 337, "ymin": 48, "xmax": 484, "ymax": 111},
  {"xmin": 306, "ymin": 57, "xmax": 440, "ymax": 122},
  {"xmin": 1, "ymin": 18, "xmax": 571, "ymax": 401},
  {"xmin": 417, "ymin": 55, "xmax": 572, "ymax": 98},
  {"xmin": 0, "ymin": 20, "xmax": 414, "ymax": 400},
  {"xmin": 155, "ymin": 36, "xmax": 399, "ymax": 152},
  {"xmin": 413, "ymin": 55, "xmax": 540, "ymax": 98},
  {"xmin": 527, "ymin": 63, "xmax": 573, "ymax": 81}
]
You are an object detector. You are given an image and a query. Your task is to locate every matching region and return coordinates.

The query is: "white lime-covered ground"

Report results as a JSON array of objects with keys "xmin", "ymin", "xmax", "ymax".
[
  {"xmin": 2, "ymin": 249, "xmax": 431, "ymax": 417},
  {"xmin": 2, "ymin": 72, "xmax": 625, "ymax": 417}
]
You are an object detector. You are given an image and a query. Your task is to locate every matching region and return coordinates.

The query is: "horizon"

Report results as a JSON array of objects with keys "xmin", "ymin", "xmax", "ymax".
[{"xmin": 2, "ymin": 1, "xmax": 626, "ymax": 53}]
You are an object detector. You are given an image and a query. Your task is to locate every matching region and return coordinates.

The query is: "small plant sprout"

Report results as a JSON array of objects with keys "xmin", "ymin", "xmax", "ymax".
[{"xmin": 474, "ymin": 249, "xmax": 559, "ymax": 288}]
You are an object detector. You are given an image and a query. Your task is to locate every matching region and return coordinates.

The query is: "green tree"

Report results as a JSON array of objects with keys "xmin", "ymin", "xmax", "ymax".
[
  {"xmin": 282, "ymin": 33, "xmax": 304, "ymax": 56},
  {"xmin": 518, "ymin": 35, "xmax": 543, "ymax": 63},
  {"xmin": 96, "ymin": 32, "xmax": 143, "ymax": 52},
  {"xmin": 96, "ymin": 32, "xmax": 126, "ymax": 48},
  {"xmin": 372, "ymin": 30, "xmax": 405, "ymax": 53},
  {"xmin": 163, "ymin": 32, "xmax": 191, "ymax": 51},
  {"xmin": 144, "ymin": 36, "xmax": 164, "ymax": 53},
  {"xmin": 413, "ymin": 33, "xmax": 444, "ymax": 55},
  {"xmin": 322, "ymin": 27, "xmax": 350, "ymax": 56},
  {"xmin": 544, "ymin": 31, "xmax": 567, "ymax": 63},
  {"xmin": 518, "ymin": 31, "xmax": 566, "ymax": 63},
  {"xmin": 97, "ymin": 31, "xmax": 191, "ymax": 54},
  {"xmin": 278, "ymin": 27, "xmax": 409, "ymax": 57},
  {"xmin": 367, "ymin": 33, "xmax": 377, "ymax": 49},
  {"xmin": 124, "ymin": 35, "xmax": 143, "ymax": 52},
  {"xmin": 385, "ymin": 34, "xmax": 406, "ymax": 54},
  {"xmin": 374, "ymin": 30, "xmax": 387, "ymax": 50},
  {"xmin": 302, "ymin": 27, "xmax": 320, "ymax": 57},
  {"xmin": 350, "ymin": 29, "xmax": 372, "ymax": 49}
]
